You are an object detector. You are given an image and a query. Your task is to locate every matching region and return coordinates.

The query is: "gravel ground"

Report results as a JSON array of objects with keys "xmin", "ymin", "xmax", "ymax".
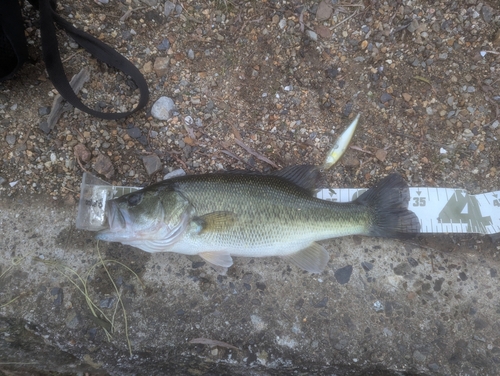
[
  {"xmin": 1, "ymin": 2, "xmax": 500, "ymax": 374},
  {"xmin": 1, "ymin": 0, "xmax": 499, "ymax": 202}
]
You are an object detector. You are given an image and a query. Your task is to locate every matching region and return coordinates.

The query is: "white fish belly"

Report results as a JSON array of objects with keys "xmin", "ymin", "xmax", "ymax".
[{"xmin": 168, "ymin": 221, "xmax": 368, "ymax": 258}]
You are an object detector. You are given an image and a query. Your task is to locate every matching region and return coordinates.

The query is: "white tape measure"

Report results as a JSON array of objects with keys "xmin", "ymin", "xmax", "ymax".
[
  {"xmin": 316, "ymin": 187, "xmax": 500, "ymax": 235},
  {"xmin": 77, "ymin": 172, "xmax": 500, "ymax": 235}
]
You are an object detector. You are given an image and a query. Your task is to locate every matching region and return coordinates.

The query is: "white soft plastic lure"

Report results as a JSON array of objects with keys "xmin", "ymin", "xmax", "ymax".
[{"xmin": 322, "ymin": 113, "xmax": 360, "ymax": 170}]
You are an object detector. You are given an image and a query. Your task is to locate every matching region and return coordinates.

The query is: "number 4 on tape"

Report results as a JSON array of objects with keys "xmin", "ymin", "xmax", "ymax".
[{"xmin": 317, "ymin": 187, "xmax": 500, "ymax": 235}]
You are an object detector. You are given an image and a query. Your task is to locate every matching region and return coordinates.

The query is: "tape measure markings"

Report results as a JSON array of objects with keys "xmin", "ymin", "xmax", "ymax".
[
  {"xmin": 76, "ymin": 172, "xmax": 500, "ymax": 236},
  {"xmin": 317, "ymin": 187, "xmax": 500, "ymax": 235}
]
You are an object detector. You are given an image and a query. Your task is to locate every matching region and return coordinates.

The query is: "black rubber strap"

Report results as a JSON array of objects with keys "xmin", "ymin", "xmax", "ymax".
[{"xmin": 38, "ymin": 0, "xmax": 149, "ymax": 119}]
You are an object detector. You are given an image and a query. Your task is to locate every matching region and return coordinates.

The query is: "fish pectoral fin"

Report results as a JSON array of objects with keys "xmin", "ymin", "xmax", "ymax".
[
  {"xmin": 195, "ymin": 211, "xmax": 237, "ymax": 233},
  {"xmin": 286, "ymin": 242, "xmax": 329, "ymax": 273},
  {"xmin": 199, "ymin": 250, "xmax": 234, "ymax": 268}
]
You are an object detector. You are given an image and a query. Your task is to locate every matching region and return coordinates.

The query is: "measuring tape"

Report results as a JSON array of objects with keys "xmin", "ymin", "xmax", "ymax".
[
  {"xmin": 77, "ymin": 172, "xmax": 500, "ymax": 235},
  {"xmin": 317, "ymin": 187, "xmax": 500, "ymax": 235}
]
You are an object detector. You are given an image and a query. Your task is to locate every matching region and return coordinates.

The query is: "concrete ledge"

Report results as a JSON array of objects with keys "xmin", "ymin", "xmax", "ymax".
[{"xmin": 1, "ymin": 194, "xmax": 499, "ymax": 375}]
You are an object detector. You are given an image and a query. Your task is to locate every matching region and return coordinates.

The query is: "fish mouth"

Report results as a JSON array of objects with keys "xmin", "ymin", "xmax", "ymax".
[{"xmin": 96, "ymin": 201, "xmax": 128, "ymax": 241}]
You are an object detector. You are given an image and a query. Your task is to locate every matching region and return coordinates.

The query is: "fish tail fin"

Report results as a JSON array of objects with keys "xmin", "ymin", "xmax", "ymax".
[{"xmin": 355, "ymin": 174, "xmax": 420, "ymax": 237}]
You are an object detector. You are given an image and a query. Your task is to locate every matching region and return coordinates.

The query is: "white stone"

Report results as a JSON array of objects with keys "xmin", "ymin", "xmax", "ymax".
[{"xmin": 151, "ymin": 97, "xmax": 176, "ymax": 121}]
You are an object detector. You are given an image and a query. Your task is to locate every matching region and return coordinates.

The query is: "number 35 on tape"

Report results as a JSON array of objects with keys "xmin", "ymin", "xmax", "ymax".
[{"xmin": 317, "ymin": 187, "xmax": 500, "ymax": 235}]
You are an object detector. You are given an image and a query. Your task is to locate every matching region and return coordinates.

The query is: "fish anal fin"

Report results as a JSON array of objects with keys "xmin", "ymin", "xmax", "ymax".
[
  {"xmin": 286, "ymin": 242, "xmax": 329, "ymax": 273},
  {"xmin": 196, "ymin": 211, "xmax": 237, "ymax": 233},
  {"xmin": 199, "ymin": 250, "xmax": 234, "ymax": 268}
]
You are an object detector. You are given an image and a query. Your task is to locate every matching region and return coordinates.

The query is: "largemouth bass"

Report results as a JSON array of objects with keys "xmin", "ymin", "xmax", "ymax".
[{"xmin": 96, "ymin": 166, "xmax": 420, "ymax": 272}]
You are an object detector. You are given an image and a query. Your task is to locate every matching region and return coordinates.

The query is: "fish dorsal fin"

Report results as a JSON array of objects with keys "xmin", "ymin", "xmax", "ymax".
[
  {"xmin": 272, "ymin": 165, "xmax": 319, "ymax": 192},
  {"xmin": 194, "ymin": 212, "xmax": 237, "ymax": 233},
  {"xmin": 199, "ymin": 250, "xmax": 234, "ymax": 267},
  {"xmin": 286, "ymin": 242, "xmax": 329, "ymax": 273}
]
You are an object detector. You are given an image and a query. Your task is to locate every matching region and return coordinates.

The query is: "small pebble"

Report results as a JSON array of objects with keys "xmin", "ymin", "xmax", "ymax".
[
  {"xmin": 74, "ymin": 143, "xmax": 91, "ymax": 163},
  {"xmin": 380, "ymin": 93, "xmax": 392, "ymax": 104},
  {"xmin": 305, "ymin": 30, "xmax": 318, "ymax": 41},
  {"xmin": 94, "ymin": 154, "xmax": 114, "ymax": 179},
  {"xmin": 413, "ymin": 350, "xmax": 426, "ymax": 363},
  {"xmin": 481, "ymin": 6, "xmax": 493, "ymax": 23},
  {"xmin": 316, "ymin": 0, "xmax": 333, "ymax": 21},
  {"xmin": 407, "ymin": 20, "xmax": 419, "ymax": 33},
  {"xmin": 361, "ymin": 261, "xmax": 373, "ymax": 271},
  {"xmin": 142, "ymin": 154, "xmax": 162, "ymax": 175},
  {"xmin": 99, "ymin": 297, "xmax": 115, "ymax": 309},
  {"xmin": 187, "ymin": 49, "xmax": 195, "ymax": 60},
  {"xmin": 5, "ymin": 135, "xmax": 16, "ymax": 145},
  {"xmin": 164, "ymin": 0, "xmax": 175, "ymax": 17},
  {"xmin": 334, "ymin": 265, "xmax": 353, "ymax": 285},
  {"xmin": 326, "ymin": 67, "xmax": 338, "ymax": 79},
  {"xmin": 51, "ymin": 287, "xmax": 63, "ymax": 306},
  {"xmin": 38, "ymin": 106, "xmax": 51, "ymax": 116},
  {"xmin": 402, "ymin": 93, "xmax": 412, "ymax": 102},
  {"xmin": 428, "ymin": 364, "xmax": 440, "ymax": 372},
  {"xmin": 375, "ymin": 149, "xmax": 387, "ymax": 161},
  {"xmin": 314, "ymin": 297, "xmax": 328, "ymax": 308},
  {"xmin": 153, "ymin": 57, "xmax": 170, "ymax": 76},
  {"xmin": 127, "ymin": 127, "xmax": 143, "ymax": 139},
  {"xmin": 157, "ymin": 38, "xmax": 170, "ymax": 51},
  {"xmin": 151, "ymin": 96, "xmax": 176, "ymax": 120},
  {"xmin": 342, "ymin": 102, "xmax": 353, "ymax": 117}
]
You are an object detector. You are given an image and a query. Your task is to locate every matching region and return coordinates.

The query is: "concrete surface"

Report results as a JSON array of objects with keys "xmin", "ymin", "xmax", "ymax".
[{"xmin": 1, "ymin": 192, "xmax": 499, "ymax": 375}]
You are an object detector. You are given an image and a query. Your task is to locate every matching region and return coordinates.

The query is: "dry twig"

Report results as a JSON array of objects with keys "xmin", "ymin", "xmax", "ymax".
[{"xmin": 233, "ymin": 139, "xmax": 278, "ymax": 168}]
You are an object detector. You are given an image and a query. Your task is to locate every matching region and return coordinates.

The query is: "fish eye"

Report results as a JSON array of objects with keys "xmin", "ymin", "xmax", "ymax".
[{"xmin": 127, "ymin": 192, "xmax": 143, "ymax": 207}]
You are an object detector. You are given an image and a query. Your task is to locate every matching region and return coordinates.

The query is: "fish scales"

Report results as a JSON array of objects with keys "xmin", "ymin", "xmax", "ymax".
[
  {"xmin": 97, "ymin": 165, "xmax": 420, "ymax": 272},
  {"xmin": 168, "ymin": 173, "xmax": 372, "ymax": 254}
]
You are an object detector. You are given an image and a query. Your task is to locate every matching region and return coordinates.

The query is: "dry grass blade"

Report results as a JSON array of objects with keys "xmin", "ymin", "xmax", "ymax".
[
  {"xmin": 219, "ymin": 150, "xmax": 253, "ymax": 169},
  {"xmin": 189, "ymin": 338, "xmax": 239, "ymax": 350},
  {"xmin": 350, "ymin": 145, "xmax": 373, "ymax": 154},
  {"xmin": 331, "ymin": 9, "xmax": 361, "ymax": 30},
  {"xmin": 0, "ymin": 254, "xmax": 31, "ymax": 309},
  {"xmin": 0, "ymin": 294, "xmax": 24, "ymax": 309},
  {"xmin": 120, "ymin": 6, "xmax": 145, "ymax": 23},
  {"xmin": 96, "ymin": 242, "xmax": 135, "ymax": 357},
  {"xmin": 35, "ymin": 245, "xmax": 145, "ymax": 356},
  {"xmin": 200, "ymin": 131, "xmax": 254, "ymax": 169},
  {"xmin": 233, "ymin": 139, "xmax": 278, "ymax": 168},
  {"xmin": 35, "ymin": 257, "xmax": 113, "ymax": 340}
]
